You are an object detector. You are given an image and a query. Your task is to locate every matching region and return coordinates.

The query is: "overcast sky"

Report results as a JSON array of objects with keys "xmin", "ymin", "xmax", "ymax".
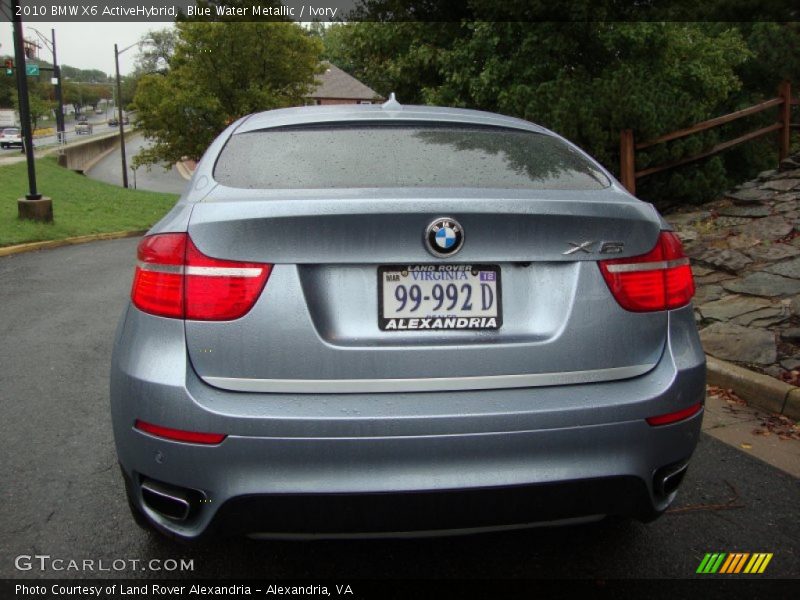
[{"xmin": 0, "ymin": 22, "xmax": 173, "ymax": 76}]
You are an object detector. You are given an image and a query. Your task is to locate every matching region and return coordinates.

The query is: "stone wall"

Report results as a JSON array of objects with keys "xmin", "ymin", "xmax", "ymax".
[{"xmin": 666, "ymin": 154, "xmax": 800, "ymax": 383}]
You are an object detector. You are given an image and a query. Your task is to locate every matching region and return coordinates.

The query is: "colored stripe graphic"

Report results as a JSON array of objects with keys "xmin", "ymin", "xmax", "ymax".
[
  {"xmin": 757, "ymin": 554, "xmax": 773, "ymax": 573},
  {"xmin": 724, "ymin": 553, "xmax": 749, "ymax": 573},
  {"xmin": 733, "ymin": 553, "xmax": 750, "ymax": 573},
  {"xmin": 699, "ymin": 553, "xmax": 773, "ymax": 574},
  {"xmin": 697, "ymin": 553, "xmax": 727, "ymax": 574},
  {"xmin": 719, "ymin": 554, "xmax": 735, "ymax": 574},
  {"xmin": 710, "ymin": 553, "xmax": 727, "ymax": 573},
  {"xmin": 696, "ymin": 554, "xmax": 713, "ymax": 573},
  {"xmin": 744, "ymin": 554, "xmax": 760, "ymax": 574}
]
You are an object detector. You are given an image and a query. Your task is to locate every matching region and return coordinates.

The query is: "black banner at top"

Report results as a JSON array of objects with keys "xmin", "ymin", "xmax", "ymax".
[{"xmin": 1, "ymin": 0, "xmax": 799, "ymax": 23}]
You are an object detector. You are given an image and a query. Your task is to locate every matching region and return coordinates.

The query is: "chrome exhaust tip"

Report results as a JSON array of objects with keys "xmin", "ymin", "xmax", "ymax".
[
  {"xmin": 140, "ymin": 479, "xmax": 193, "ymax": 521},
  {"xmin": 654, "ymin": 461, "xmax": 689, "ymax": 497}
]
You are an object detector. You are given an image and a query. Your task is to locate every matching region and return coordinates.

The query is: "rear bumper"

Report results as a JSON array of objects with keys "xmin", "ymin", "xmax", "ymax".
[
  {"xmin": 110, "ymin": 305, "xmax": 705, "ymax": 539},
  {"xmin": 122, "ymin": 469, "xmax": 653, "ymax": 539}
]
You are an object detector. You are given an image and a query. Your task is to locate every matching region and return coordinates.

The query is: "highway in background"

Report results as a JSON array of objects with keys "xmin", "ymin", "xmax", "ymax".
[{"xmin": 0, "ymin": 113, "xmax": 129, "ymax": 156}]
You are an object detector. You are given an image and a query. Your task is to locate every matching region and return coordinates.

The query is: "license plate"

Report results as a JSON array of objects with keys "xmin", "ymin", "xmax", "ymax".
[{"xmin": 378, "ymin": 265, "xmax": 501, "ymax": 331}]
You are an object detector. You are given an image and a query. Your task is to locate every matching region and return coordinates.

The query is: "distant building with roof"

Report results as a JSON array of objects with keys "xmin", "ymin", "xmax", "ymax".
[{"xmin": 305, "ymin": 62, "xmax": 382, "ymax": 105}]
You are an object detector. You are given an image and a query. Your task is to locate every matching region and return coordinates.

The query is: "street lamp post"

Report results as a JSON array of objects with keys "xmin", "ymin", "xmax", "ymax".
[
  {"xmin": 114, "ymin": 38, "xmax": 153, "ymax": 189},
  {"xmin": 114, "ymin": 43, "xmax": 129, "ymax": 188},
  {"xmin": 12, "ymin": 2, "xmax": 38, "ymax": 197},
  {"xmin": 12, "ymin": 0, "xmax": 53, "ymax": 223},
  {"xmin": 51, "ymin": 29, "xmax": 65, "ymax": 144},
  {"xmin": 26, "ymin": 27, "xmax": 66, "ymax": 144}
]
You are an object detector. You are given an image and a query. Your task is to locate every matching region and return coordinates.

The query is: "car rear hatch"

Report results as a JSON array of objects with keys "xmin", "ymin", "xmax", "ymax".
[
  {"xmin": 173, "ymin": 120, "xmax": 675, "ymax": 393},
  {"xmin": 182, "ymin": 188, "xmax": 668, "ymax": 393}
]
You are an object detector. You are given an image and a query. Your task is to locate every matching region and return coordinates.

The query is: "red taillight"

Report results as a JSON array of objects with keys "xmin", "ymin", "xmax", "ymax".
[
  {"xmin": 131, "ymin": 233, "xmax": 186, "ymax": 319},
  {"xmin": 646, "ymin": 402, "xmax": 703, "ymax": 426},
  {"xmin": 598, "ymin": 231, "xmax": 694, "ymax": 312},
  {"xmin": 135, "ymin": 419, "xmax": 226, "ymax": 444},
  {"xmin": 131, "ymin": 233, "xmax": 271, "ymax": 320}
]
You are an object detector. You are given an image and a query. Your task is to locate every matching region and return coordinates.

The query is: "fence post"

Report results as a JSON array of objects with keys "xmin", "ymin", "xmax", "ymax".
[
  {"xmin": 620, "ymin": 129, "xmax": 636, "ymax": 194},
  {"xmin": 778, "ymin": 80, "xmax": 791, "ymax": 162}
]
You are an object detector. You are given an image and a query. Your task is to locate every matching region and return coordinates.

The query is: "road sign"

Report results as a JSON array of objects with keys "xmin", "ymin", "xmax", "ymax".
[{"xmin": 26, "ymin": 65, "xmax": 39, "ymax": 77}]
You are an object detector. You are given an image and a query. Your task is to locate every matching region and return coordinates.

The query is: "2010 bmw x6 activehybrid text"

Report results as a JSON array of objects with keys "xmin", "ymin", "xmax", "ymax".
[{"xmin": 110, "ymin": 99, "xmax": 705, "ymax": 540}]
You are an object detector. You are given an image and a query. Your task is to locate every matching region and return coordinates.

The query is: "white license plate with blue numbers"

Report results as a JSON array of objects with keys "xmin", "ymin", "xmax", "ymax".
[{"xmin": 378, "ymin": 265, "xmax": 502, "ymax": 331}]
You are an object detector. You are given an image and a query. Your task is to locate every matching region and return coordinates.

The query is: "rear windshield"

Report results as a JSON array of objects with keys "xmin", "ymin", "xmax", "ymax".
[
  {"xmin": 3, "ymin": 128, "xmax": 19, "ymax": 134},
  {"xmin": 213, "ymin": 124, "xmax": 610, "ymax": 190}
]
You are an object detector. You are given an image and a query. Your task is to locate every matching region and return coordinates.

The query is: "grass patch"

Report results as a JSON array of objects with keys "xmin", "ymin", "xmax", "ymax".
[{"xmin": 0, "ymin": 157, "xmax": 178, "ymax": 247}]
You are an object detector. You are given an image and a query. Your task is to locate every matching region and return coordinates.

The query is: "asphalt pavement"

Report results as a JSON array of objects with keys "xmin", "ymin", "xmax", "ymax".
[
  {"xmin": 84, "ymin": 134, "xmax": 188, "ymax": 195},
  {"xmin": 0, "ymin": 238, "xmax": 798, "ymax": 581}
]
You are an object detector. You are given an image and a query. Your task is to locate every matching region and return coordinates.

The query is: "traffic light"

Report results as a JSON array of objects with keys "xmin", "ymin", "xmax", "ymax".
[{"xmin": 4, "ymin": 59, "xmax": 13, "ymax": 76}]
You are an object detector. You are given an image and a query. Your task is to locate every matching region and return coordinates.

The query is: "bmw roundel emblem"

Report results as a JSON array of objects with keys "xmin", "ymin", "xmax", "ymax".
[{"xmin": 425, "ymin": 217, "xmax": 464, "ymax": 258}]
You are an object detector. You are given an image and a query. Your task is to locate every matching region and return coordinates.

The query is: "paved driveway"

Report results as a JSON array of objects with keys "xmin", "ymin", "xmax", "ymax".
[{"xmin": 0, "ymin": 239, "xmax": 798, "ymax": 581}]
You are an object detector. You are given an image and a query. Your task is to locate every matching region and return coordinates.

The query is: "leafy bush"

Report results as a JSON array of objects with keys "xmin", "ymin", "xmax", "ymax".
[
  {"xmin": 132, "ymin": 22, "xmax": 322, "ymax": 166},
  {"xmin": 325, "ymin": 17, "xmax": 797, "ymax": 208}
]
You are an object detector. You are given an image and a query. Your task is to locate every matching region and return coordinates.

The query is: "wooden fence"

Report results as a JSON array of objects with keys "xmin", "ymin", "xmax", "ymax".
[{"xmin": 620, "ymin": 81, "xmax": 798, "ymax": 195}]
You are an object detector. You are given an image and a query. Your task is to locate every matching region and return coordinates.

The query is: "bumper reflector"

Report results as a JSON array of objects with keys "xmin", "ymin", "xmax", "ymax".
[
  {"xmin": 135, "ymin": 419, "xmax": 227, "ymax": 445},
  {"xmin": 646, "ymin": 402, "xmax": 703, "ymax": 426}
]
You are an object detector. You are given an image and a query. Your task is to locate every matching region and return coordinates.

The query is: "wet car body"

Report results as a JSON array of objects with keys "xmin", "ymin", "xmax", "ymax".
[{"xmin": 111, "ymin": 101, "xmax": 705, "ymax": 540}]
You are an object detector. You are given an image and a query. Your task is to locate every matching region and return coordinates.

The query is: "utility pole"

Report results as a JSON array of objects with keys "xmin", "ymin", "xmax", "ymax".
[
  {"xmin": 51, "ymin": 29, "xmax": 66, "ymax": 144},
  {"xmin": 12, "ymin": 0, "xmax": 38, "ymax": 197},
  {"xmin": 113, "ymin": 38, "xmax": 153, "ymax": 189},
  {"xmin": 12, "ymin": 0, "xmax": 53, "ymax": 221},
  {"xmin": 114, "ymin": 43, "xmax": 128, "ymax": 188},
  {"xmin": 26, "ymin": 26, "xmax": 66, "ymax": 145}
]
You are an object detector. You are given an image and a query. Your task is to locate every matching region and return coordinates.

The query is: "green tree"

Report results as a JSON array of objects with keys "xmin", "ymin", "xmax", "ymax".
[
  {"xmin": 132, "ymin": 21, "xmax": 322, "ymax": 166},
  {"xmin": 116, "ymin": 28, "xmax": 179, "ymax": 113},
  {"xmin": 14, "ymin": 92, "xmax": 54, "ymax": 132},
  {"xmin": 59, "ymin": 65, "xmax": 109, "ymax": 83},
  {"xmin": 118, "ymin": 75, "xmax": 139, "ymax": 109},
  {"xmin": 81, "ymin": 84, "xmax": 102, "ymax": 111},
  {"xmin": 62, "ymin": 82, "xmax": 108, "ymax": 115},
  {"xmin": 135, "ymin": 27, "xmax": 177, "ymax": 75},
  {"xmin": 62, "ymin": 81, "xmax": 86, "ymax": 116},
  {"xmin": 323, "ymin": 22, "xmax": 464, "ymax": 104},
  {"xmin": 326, "ymin": 18, "xmax": 755, "ymax": 206}
]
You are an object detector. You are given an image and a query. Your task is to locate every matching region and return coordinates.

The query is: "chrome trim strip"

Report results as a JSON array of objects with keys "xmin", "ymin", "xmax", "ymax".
[
  {"xmin": 201, "ymin": 363, "xmax": 655, "ymax": 394},
  {"xmin": 136, "ymin": 262, "xmax": 183, "ymax": 274},
  {"xmin": 185, "ymin": 266, "xmax": 263, "ymax": 277},
  {"xmin": 605, "ymin": 258, "xmax": 689, "ymax": 273},
  {"xmin": 136, "ymin": 263, "xmax": 262, "ymax": 277},
  {"xmin": 247, "ymin": 515, "xmax": 605, "ymax": 540}
]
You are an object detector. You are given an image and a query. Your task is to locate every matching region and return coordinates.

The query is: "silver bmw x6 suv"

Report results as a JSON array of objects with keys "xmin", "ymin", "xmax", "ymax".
[{"xmin": 110, "ymin": 100, "xmax": 705, "ymax": 540}]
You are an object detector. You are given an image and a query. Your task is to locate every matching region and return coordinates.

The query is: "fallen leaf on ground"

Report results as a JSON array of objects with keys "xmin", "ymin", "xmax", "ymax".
[
  {"xmin": 755, "ymin": 415, "xmax": 800, "ymax": 440},
  {"xmin": 707, "ymin": 385, "xmax": 747, "ymax": 405}
]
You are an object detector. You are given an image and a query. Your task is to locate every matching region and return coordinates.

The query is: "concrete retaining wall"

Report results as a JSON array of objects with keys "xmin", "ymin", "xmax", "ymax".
[{"xmin": 56, "ymin": 133, "xmax": 121, "ymax": 172}]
